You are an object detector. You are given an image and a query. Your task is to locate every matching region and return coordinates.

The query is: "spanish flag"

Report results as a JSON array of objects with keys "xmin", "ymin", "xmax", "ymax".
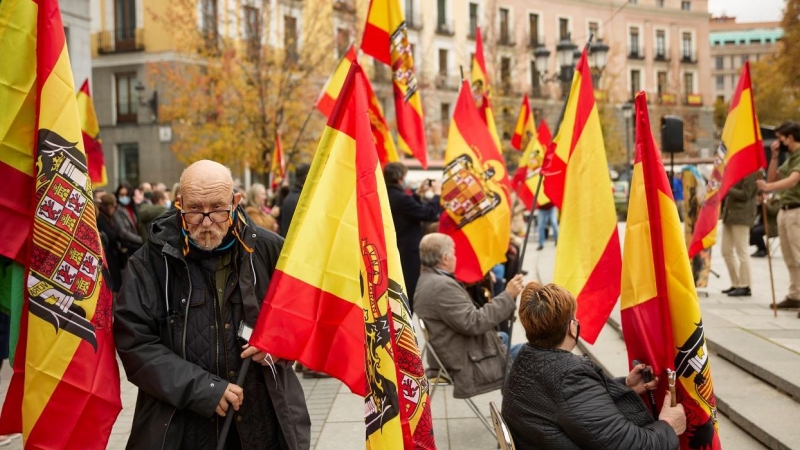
[
  {"xmin": 0, "ymin": 0, "xmax": 122, "ymax": 447},
  {"xmin": 269, "ymin": 132, "xmax": 285, "ymax": 191},
  {"xmin": 250, "ymin": 62, "xmax": 435, "ymax": 449},
  {"xmin": 510, "ymin": 97, "xmax": 551, "ymax": 210},
  {"xmin": 439, "ymin": 80, "xmax": 511, "ymax": 283},
  {"xmin": 471, "ymin": 26, "xmax": 502, "ymax": 152},
  {"xmin": 76, "ymin": 79, "xmax": 107, "ymax": 188},
  {"xmin": 362, "ymin": 0, "xmax": 428, "ymax": 168},
  {"xmin": 551, "ymin": 50, "xmax": 621, "ymax": 344},
  {"xmin": 622, "ymin": 92, "xmax": 721, "ymax": 449},
  {"xmin": 688, "ymin": 61, "xmax": 765, "ymax": 257},
  {"xmin": 316, "ymin": 44, "xmax": 400, "ymax": 165}
]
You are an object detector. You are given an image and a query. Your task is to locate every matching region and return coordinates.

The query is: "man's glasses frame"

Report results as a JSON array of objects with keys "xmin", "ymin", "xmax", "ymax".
[{"xmin": 180, "ymin": 195, "xmax": 234, "ymax": 225}]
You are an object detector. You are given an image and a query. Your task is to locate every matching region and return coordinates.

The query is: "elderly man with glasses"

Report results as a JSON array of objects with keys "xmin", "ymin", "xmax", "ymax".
[{"xmin": 114, "ymin": 160, "xmax": 310, "ymax": 450}]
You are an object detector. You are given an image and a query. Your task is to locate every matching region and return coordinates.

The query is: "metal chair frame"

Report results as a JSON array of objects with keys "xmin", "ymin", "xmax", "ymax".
[
  {"xmin": 489, "ymin": 401, "xmax": 516, "ymax": 450},
  {"xmin": 417, "ymin": 318, "xmax": 496, "ymax": 437}
]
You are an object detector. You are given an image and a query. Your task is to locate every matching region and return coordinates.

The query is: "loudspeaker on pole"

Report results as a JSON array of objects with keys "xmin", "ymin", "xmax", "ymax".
[{"xmin": 661, "ymin": 115, "xmax": 684, "ymax": 153}]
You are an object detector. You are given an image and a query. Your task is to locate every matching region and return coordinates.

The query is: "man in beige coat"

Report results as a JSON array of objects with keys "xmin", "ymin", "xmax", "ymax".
[{"xmin": 415, "ymin": 233, "xmax": 524, "ymax": 399}]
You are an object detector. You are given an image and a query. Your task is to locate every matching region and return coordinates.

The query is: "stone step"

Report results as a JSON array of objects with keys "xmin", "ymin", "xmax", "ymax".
[{"xmin": 585, "ymin": 316, "xmax": 800, "ymax": 449}]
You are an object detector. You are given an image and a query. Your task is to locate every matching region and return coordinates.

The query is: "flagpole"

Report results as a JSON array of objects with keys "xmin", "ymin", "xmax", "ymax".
[{"xmin": 762, "ymin": 199, "xmax": 778, "ymax": 317}]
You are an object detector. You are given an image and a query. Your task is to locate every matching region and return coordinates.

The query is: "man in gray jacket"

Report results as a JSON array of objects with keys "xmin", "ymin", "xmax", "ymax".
[
  {"xmin": 115, "ymin": 160, "xmax": 310, "ymax": 449},
  {"xmin": 415, "ymin": 233, "xmax": 524, "ymax": 399}
]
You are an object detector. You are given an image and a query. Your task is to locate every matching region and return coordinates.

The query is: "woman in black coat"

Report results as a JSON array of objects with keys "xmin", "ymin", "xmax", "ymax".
[
  {"xmin": 96, "ymin": 194, "xmax": 123, "ymax": 292},
  {"xmin": 502, "ymin": 282, "xmax": 686, "ymax": 449}
]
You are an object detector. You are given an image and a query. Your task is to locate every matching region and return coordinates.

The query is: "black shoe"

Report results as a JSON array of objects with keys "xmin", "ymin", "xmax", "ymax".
[
  {"xmin": 751, "ymin": 250, "xmax": 767, "ymax": 257},
  {"xmin": 728, "ymin": 287, "xmax": 752, "ymax": 297},
  {"xmin": 773, "ymin": 297, "xmax": 800, "ymax": 310},
  {"xmin": 303, "ymin": 369, "xmax": 332, "ymax": 379},
  {"xmin": 536, "ymin": 245, "xmax": 544, "ymax": 251},
  {"xmin": 294, "ymin": 362, "xmax": 304, "ymax": 373},
  {"xmin": 721, "ymin": 287, "xmax": 736, "ymax": 294}
]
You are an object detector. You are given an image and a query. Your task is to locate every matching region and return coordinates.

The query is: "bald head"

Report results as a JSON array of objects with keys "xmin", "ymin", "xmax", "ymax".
[{"xmin": 180, "ymin": 160, "xmax": 234, "ymax": 194}]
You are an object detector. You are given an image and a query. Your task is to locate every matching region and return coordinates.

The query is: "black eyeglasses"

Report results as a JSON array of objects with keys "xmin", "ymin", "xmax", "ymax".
[{"xmin": 180, "ymin": 196, "xmax": 233, "ymax": 224}]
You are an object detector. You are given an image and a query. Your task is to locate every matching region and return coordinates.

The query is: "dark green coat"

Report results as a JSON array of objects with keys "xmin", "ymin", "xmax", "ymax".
[{"xmin": 722, "ymin": 173, "xmax": 757, "ymax": 226}]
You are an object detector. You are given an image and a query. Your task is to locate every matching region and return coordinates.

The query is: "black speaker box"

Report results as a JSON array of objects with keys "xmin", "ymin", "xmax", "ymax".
[{"xmin": 661, "ymin": 115, "xmax": 684, "ymax": 153}]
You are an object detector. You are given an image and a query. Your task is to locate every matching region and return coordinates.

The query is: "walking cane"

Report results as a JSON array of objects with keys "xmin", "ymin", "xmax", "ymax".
[
  {"xmin": 761, "ymin": 194, "xmax": 779, "ymax": 318},
  {"xmin": 216, "ymin": 323, "xmax": 255, "ymax": 450}
]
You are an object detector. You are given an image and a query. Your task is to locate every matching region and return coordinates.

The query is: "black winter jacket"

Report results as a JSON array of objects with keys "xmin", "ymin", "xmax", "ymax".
[
  {"xmin": 114, "ymin": 209, "xmax": 311, "ymax": 450},
  {"xmin": 502, "ymin": 345, "xmax": 678, "ymax": 449}
]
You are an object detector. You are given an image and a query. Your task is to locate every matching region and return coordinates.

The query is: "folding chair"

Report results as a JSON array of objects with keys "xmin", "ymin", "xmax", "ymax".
[
  {"xmin": 417, "ymin": 318, "xmax": 496, "ymax": 437},
  {"xmin": 489, "ymin": 401, "xmax": 516, "ymax": 450}
]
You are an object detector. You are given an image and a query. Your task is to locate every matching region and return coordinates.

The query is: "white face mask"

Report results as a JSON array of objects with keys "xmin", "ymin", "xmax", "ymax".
[
  {"xmin": 423, "ymin": 190, "xmax": 435, "ymax": 200},
  {"xmin": 164, "ymin": 200, "xmax": 172, "ymax": 209}
]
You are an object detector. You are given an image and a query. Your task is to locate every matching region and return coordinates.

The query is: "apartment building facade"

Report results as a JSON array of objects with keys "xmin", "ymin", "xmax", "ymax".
[
  {"xmin": 709, "ymin": 16, "xmax": 782, "ymax": 103},
  {"xmin": 397, "ymin": 0, "xmax": 714, "ymax": 160},
  {"xmin": 90, "ymin": 0, "xmax": 361, "ymax": 189}
]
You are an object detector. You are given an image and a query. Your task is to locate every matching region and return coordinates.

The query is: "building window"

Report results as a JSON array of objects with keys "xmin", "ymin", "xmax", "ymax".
[
  {"xmin": 655, "ymin": 30, "xmax": 666, "ymax": 59},
  {"xmin": 441, "ymin": 103, "xmax": 450, "ymax": 138},
  {"xmin": 469, "ymin": 3, "xmax": 478, "ymax": 38},
  {"xmin": 115, "ymin": 72, "xmax": 137, "ymax": 124},
  {"xmin": 732, "ymin": 74, "xmax": 739, "ymax": 88},
  {"xmin": 559, "ymin": 18, "xmax": 569, "ymax": 41},
  {"xmin": 500, "ymin": 57, "xmax": 511, "ymax": 91},
  {"xmin": 529, "ymin": 14, "xmax": 540, "ymax": 46},
  {"xmin": 438, "ymin": 48, "xmax": 448, "ymax": 77},
  {"xmin": 201, "ymin": 0, "xmax": 218, "ymax": 52},
  {"xmin": 715, "ymin": 56, "xmax": 723, "ymax": 70},
  {"xmin": 630, "ymin": 69, "xmax": 641, "ymax": 100},
  {"xmin": 657, "ymin": 71, "xmax": 668, "ymax": 94},
  {"xmin": 284, "ymin": 15, "xmax": 298, "ymax": 63},
  {"xmin": 588, "ymin": 21, "xmax": 599, "ymax": 41},
  {"xmin": 681, "ymin": 1, "xmax": 691, "ymax": 10},
  {"xmin": 681, "ymin": 32, "xmax": 693, "ymax": 61},
  {"xmin": 657, "ymin": 0, "xmax": 664, "ymax": 7},
  {"xmin": 629, "ymin": 27, "xmax": 640, "ymax": 57},
  {"xmin": 629, "ymin": 0, "xmax": 637, "ymax": 3},
  {"xmin": 531, "ymin": 60, "xmax": 541, "ymax": 97},
  {"xmin": 336, "ymin": 27, "xmax": 350, "ymax": 58},
  {"xmin": 437, "ymin": 0, "xmax": 447, "ymax": 28},
  {"xmin": 115, "ymin": 0, "xmax": 137, "ymax": 50},
  {"xmin": 118, "ymin": 143, "xmax": 140, "ymax": 188},
  {"xmin": 499, "ymin": 8, "xmax": 510, "ymax": 44},
  {"xmin": 684, "ymin": 72, "xmax": 694, "ymax": 95},
  {"xmin": 716, "ymin": 75, "xmax": 724, "ymax": 91},
  {"xmin": 244, "ymin": 6, "xmax": 260, "ymax": 61}
]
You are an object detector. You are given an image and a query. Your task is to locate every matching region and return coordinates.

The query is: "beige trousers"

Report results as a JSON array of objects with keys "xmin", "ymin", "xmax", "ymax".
[
  {"xmin": 778, "ymin": 208, "xmax": 800, "ymax": 299},
  {"xmin": 721, "ymin": 223, "xmax": 751, "ymax": 288}
]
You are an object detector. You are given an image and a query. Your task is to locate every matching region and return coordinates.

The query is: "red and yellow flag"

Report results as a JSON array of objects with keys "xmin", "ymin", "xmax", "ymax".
[
  {"xmin": 689, "ymin": 61, "xmax": 765, "ymax": 257},
  {"xmin": 250, "ymin": 62, "xmax": 435, "ymax": 449},
  {"xmin": 76, "ymin": 79, "xmax": 107, "ymax": 188},
  {"xmin": 316, "ymin": 44, "xmax": 400, "ymax": 165},
  {"xmin": 511, "ymin": 97, "xmax": 551, "ymax": 210},
  {"xmin": 270, "ymin": 132, "xmax": 285, "ymax": 191},
  {"xmin": 0, "ymin": 0, "xmax": 122, "ymax": 447},
  {"xmin": 439, "ymin": 80, "xmax": 511, "ymax": 283},
  {"xmin": 471, "ymin": 26, "xmax": 502, "ymax": 152},
  {"xmin": 622, "ymin": 92, "xmax": 721, "ymax": 449},
  {"xmin": 551, "ymin": 50, "xmax": 621, "ymax": 344},
  {"xmin": 0, "ymin": 0, "xmax": 37, "ymax": 265},
  {"xmin": 362, "ymin": 0, "xmax": 428, "ymax": 168}
]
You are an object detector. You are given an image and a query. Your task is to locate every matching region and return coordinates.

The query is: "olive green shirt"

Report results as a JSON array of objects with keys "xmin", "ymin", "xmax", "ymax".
[{"xmin": 778, "ymin": 150, "xmax": 800, "ymax": 207}]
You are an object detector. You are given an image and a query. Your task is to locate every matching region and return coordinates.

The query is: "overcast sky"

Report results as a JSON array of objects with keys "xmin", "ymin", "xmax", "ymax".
[{"xmin": 708, "ymin": 0, "xmax": 785, "ymax": 22}]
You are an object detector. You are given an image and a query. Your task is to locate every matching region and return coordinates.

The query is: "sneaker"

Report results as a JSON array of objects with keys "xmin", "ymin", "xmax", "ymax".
[
  {"xmin": 0, "ymin": 434, "xmax": 21, "ymax": 447},
  {"xmin": 772, "ymin": 298, "xmax": 800, "ymax": 310},
  {"xmin": 751, "ymin": 250, "xmax": 767, "ymax": 258},
  {"xmin": 721, "ymin": 286, "xmax": 736, "ymax": 294},
  {"xmin": 536, "ymin": 245, "xmax": 544, "ymax": 251},
  {"xmin": 728, "ymin": 287, "xmax": 751, "ymax": 297}
]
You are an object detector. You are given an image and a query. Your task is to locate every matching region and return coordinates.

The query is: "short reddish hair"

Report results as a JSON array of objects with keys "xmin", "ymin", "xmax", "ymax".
[{"xmin": 518, "ymin": 282, "xmax": 576, "ymax": 348}]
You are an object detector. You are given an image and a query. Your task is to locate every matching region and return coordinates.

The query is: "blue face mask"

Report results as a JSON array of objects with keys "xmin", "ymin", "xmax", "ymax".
[
  {"xmin": 118, "ymin": 196, "xmax": 131, "ymax": 206},
  {"xmin": 164, "ymin": 199, "xmax": 172, "ymax": 209}
]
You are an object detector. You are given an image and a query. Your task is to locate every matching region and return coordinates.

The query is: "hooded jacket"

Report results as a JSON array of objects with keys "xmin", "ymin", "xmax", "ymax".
[{"xmin": 114, "ymin": 209, "xmax": 311, "ymax": 450}]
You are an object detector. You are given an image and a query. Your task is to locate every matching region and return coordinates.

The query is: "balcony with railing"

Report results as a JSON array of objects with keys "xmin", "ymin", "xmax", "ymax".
[
  {"xmin": 497, "ymin": 32, "xmax": 516, "ymax": 47},
  {"xmin": 658, "ymin": 92, "xmax": 678, "ymax": 105},
  {"xmin": 684, "ymin": 93, "xmax": 703, "ymax": 106},
  {"xmin": 96, "ymin": 28, "xmax": 145, "ymax": 54},
  {"xmin": 333, "ymin": 0, "xmax": 356, "ymax": 14},
  {"xmin": 654, "ymin": 49, "xmax": 670, "ymax": 62},
  {"xmin": 434, "ymin": 73, "xmax": 460, "ymax": 91},
  {"xmin": 628, "ymin": 47, "xmax": 645, "ymax": 60},
  {"xmin": 681, "ymin": 50, "xmax": 697, "ymax": 63},
  {"xmin": 435, "ymin": 19, "xmax": 455, "ymax": 37}
]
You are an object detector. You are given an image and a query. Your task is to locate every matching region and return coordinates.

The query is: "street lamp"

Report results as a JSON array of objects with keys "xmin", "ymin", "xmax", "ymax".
[
  {"xmin": 621, "ymin": 103, "xmax": 634, "ymax": 183},
  {"xmin": 134, "ymin": 80, "xmax": 158, "ymax": 121}
]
